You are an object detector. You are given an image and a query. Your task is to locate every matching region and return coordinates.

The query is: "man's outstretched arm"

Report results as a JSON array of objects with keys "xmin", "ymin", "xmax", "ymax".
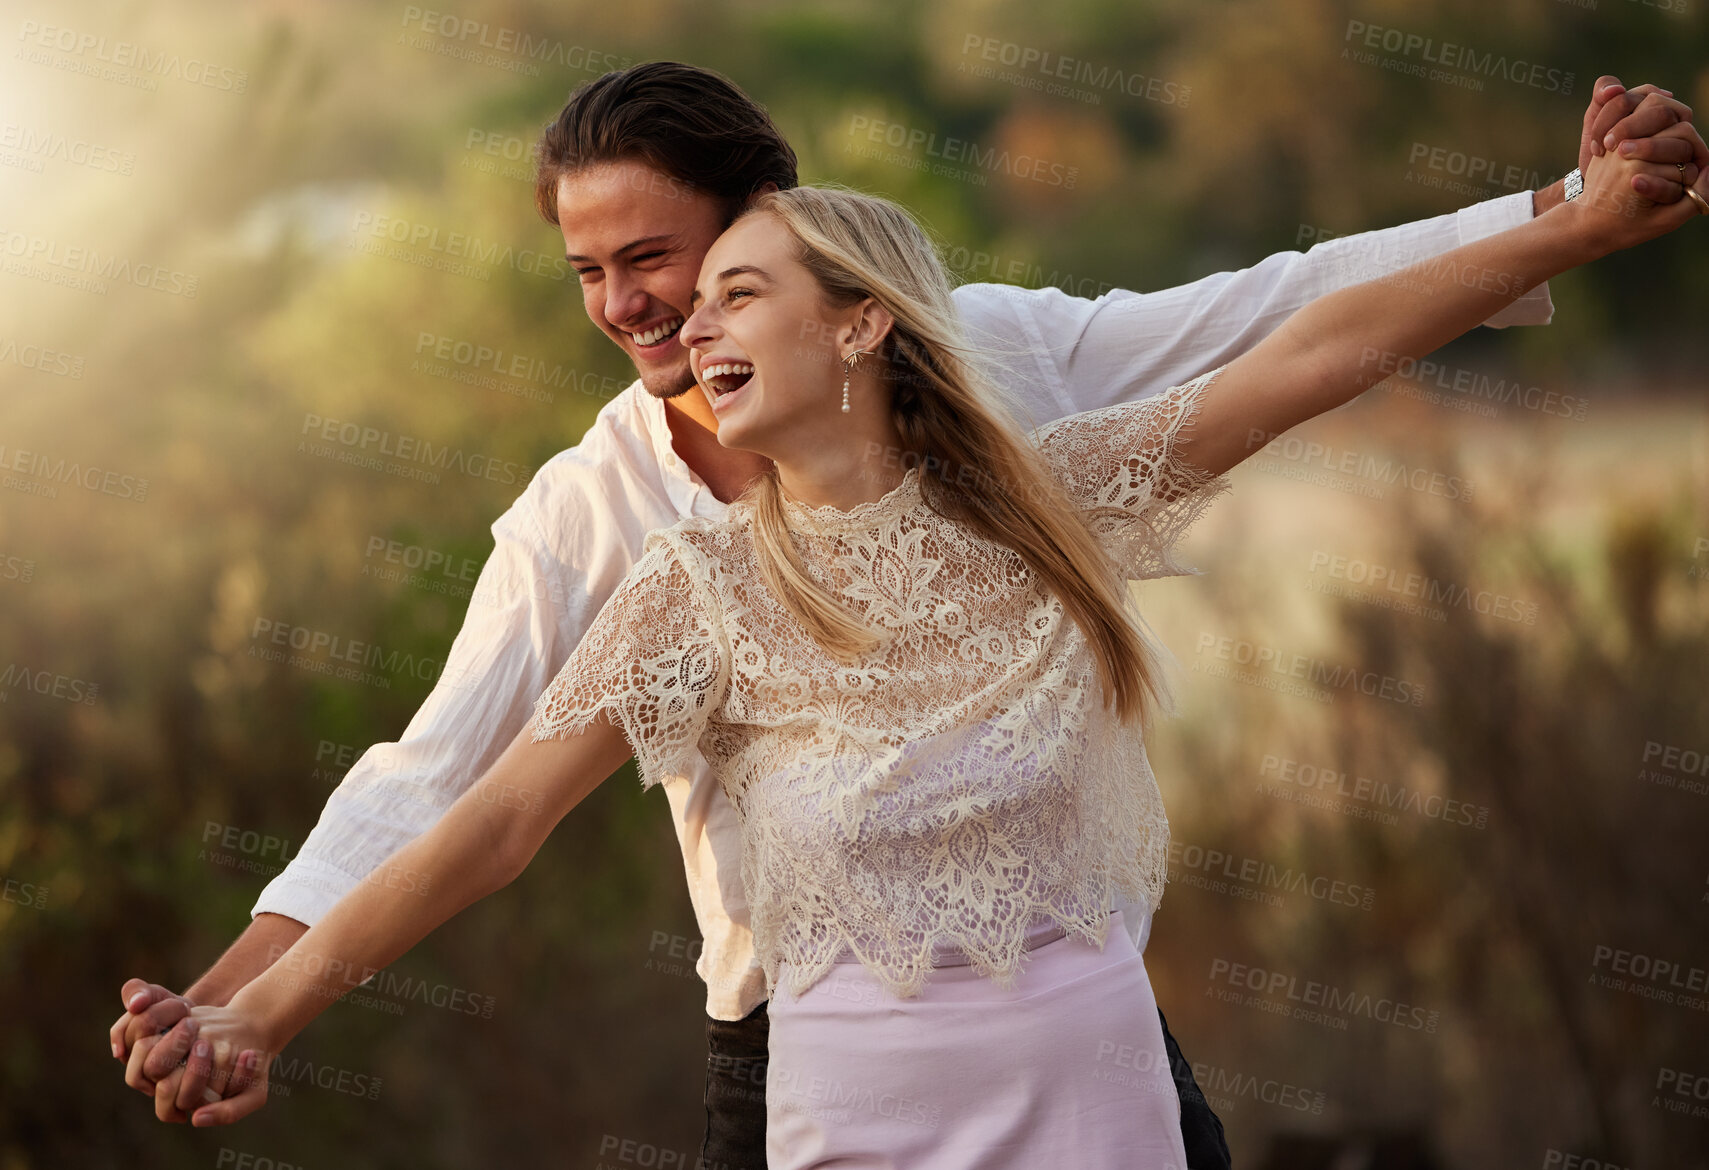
[{"xmin": 955, "ymin": 76, "xmax": 1701, "ymax": 426}]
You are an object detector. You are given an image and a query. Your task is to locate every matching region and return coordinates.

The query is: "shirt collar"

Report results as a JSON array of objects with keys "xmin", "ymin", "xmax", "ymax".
[{"xmin": 631, "ymin": 378, "xmax": 730, "ymax": 522}]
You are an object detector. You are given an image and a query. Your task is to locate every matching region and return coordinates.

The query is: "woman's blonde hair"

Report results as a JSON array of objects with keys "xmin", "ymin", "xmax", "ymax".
[{"xmin": 731, "ymin": 184, "xmax": 1177, "ymax": 729}]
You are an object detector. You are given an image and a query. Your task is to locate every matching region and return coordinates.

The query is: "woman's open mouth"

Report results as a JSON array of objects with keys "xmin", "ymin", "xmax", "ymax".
[{"xmin": 702, "ymin": 361, "xmax": 755, "ymax": 409}]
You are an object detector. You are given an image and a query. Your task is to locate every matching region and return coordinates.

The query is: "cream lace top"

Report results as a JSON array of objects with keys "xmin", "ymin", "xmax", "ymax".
[{"xmin": 529, "ymin": 366, "xmax": 1232, "ymax": 1000}]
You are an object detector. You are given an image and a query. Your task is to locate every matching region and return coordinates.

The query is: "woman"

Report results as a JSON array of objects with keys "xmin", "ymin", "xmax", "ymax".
[{"xmin": 176, "ymin": 142, "xmax": 1705, "ymax": 1167}]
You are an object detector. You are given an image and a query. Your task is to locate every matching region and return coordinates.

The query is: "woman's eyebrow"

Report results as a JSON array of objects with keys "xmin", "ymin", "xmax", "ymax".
[{"xmin": 689, "ymin": 265, "xmax": 774, "ymax": 307}]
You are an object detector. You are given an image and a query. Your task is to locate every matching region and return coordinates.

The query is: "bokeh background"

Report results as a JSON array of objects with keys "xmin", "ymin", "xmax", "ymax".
[{"xmin": 3, "ymin": 0, "xmax": 1707, "ymax": 1167}]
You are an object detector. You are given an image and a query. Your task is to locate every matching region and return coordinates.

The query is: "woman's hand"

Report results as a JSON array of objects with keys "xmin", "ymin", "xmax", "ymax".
[
  {"xmin": 167, "ymin": 1002, "xmax": 277, "ymax": 1126},
  {"xmin": 1568, "ymin": 120, "xmax": 1708, "ymax": 257}
]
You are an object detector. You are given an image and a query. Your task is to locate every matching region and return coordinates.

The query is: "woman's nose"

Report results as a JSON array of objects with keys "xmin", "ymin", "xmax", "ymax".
[{"xmin": 679, "ymin": 304, "xmax": 717, "ymax": 350}]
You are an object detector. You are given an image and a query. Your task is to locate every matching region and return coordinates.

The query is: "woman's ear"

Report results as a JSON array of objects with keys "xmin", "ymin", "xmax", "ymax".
[{"xmin": 846, "ymin": 298, "xmax": 895, "ymax": 355}]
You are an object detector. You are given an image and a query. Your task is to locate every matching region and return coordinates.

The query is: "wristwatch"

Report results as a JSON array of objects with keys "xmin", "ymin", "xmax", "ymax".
[{"xmin": 1563, "ymin": 167, "xmax": 1583, "ymax": 202}]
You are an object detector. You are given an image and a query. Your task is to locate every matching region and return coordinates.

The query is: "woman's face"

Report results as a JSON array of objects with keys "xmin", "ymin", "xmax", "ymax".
[{"xmin": 679, "ymin": 212, "xmax": 863, "ymax": 459}]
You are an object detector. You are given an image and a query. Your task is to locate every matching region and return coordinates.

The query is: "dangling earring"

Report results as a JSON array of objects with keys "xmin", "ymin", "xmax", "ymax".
[{"xmin": 841, "ymin": 349, "xmax": 874, "ymax": 413}]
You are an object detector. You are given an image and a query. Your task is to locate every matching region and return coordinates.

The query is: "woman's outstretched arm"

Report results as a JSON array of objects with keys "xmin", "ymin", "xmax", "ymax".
[
  {"xmin": 170, "ymin": 710, "xmax": 634, "ymax": 1125},
  {"xmin": 1170, "ymin": 125, "xmax": 1706, "ymax": 480}
]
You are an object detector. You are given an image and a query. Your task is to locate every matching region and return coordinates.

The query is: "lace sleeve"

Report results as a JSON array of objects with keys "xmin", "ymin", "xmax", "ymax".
[
  {"xmin": 528, "ymin": 530, "xmax": 729, "ymax": 790},
  {"xmin": 1036, "ymin": 364, "xmax": 1234, "ymax": 580}
]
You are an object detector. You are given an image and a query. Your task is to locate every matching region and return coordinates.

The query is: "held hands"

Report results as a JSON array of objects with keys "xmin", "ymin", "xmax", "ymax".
[
  {"xmin": 1581, "ymin": 76, "xmax": 1707, "ymax": 191},
  {"xmin": 110, "ymin": 976, "xmax": 277, "ymax": 1126},
  {"xmin": 170, "ymin": 1002, "xmax": 277, "ymax": 1126},
  {"xmin": 1564, "ymin": 75, "xmax": 1708, "ymax": 254},
  {"xmin": 111, "ymin": 978, "xmax": 200, "ymax": 1121},
  {"xmin": 1568, "ymin": 119, "xmax": 1707, "ymax": 256}
]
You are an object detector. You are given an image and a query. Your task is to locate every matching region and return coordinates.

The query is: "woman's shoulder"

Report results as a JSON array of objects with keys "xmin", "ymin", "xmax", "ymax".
[{"xmin": 639, "ymin": 513, "xmax": 752, "ymax": 580}]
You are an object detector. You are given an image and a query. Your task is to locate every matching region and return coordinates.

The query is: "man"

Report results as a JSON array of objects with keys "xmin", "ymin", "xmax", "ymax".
[{"xmin": 113, "ymin": 61, "xmax": 1704, "ymax": 1169}]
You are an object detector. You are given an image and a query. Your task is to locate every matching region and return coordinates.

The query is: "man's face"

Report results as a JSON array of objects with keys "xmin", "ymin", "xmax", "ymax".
[{"xmin": 555, "ymin": 160, "xmax": 730, "ymax": 400}]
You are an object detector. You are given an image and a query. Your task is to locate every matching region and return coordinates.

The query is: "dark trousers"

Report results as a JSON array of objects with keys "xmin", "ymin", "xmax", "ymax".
[{"xmin": 703, "ymin": 1000, "xmax": 1230, "ymax": 1170}]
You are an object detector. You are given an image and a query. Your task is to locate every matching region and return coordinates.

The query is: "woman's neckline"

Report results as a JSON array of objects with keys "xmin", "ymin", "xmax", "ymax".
[{"xmin": 777, "ymin": 465, "xmax": 924, "ymax": 529}]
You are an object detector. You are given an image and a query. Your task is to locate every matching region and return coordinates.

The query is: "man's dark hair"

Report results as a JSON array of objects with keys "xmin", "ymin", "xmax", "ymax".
[{"xmin": 533, "ymin": 61, "xmax": 800, "ymax": 226}]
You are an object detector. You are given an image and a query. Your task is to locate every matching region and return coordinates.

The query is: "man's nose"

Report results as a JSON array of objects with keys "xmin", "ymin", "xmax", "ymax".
[{"xmin": 603, "ymin": 275, "xmax": 651, "ymax": 331}]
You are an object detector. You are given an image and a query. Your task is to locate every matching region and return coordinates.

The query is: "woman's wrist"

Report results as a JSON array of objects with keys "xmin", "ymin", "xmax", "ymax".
[
  {"xmin": 225, "ymin": 975, "xmax": 298, "ymax": 1056},
  {"xmin": 1535, "ymin": 195, "xmax": 1617, "ymax": 268}
]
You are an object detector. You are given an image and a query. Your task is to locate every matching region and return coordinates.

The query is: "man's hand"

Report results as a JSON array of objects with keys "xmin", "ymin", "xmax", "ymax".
[
  {"xmin": 1567, "ymin": 121, "xmax": 1707, "ymax": 257},
  {"xmin": 1582, "ymin": 76, "xmax": 1707, "ymax": 191},
  {"xmin": 112, "ymin": 979, "xmax": 194, "ymax": 1089},
  {"xmin": 1534, "ymin": 77, "xmax": 1705, "ymax": 215}
]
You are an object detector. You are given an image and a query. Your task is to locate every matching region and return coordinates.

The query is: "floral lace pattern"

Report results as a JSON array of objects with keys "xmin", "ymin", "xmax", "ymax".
[{"xmin": 530, "ymin": 367, "xmax": 1232, "ymax": 1000}]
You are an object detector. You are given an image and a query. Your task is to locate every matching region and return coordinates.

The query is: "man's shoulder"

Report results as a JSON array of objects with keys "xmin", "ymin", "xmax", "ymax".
[{"xmin": 515, "ymin": 381, "xmax": 670, "ymax": 514}]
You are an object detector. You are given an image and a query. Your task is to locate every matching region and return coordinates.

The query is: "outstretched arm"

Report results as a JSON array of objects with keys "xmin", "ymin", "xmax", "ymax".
[
  {"xmin": 1171, "ymin": 127, "xmax": 1705, "ymax": 481},
  {"xmin": 955, "ymin": 75, "xmax": 1703, "ymax": 427},
  {"xmin": 173, "ymin": 710, "xmax": 634, "ymax": 1125},
  {"xmin": 169, "ymin": 530, "xmax": 729, "ymax": 1125},
  {"xmin": 115, "ymin": 445, "xmax": 635, "ymax": 1115}
]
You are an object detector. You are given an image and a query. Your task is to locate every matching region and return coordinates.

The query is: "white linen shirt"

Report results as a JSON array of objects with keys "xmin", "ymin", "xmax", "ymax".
[{"xmin": 256, "ymin": 190, "xmax": 1552, "ymax": 1020}]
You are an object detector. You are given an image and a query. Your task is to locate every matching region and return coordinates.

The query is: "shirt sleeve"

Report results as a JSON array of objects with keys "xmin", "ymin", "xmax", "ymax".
[
  {"xmin": 250, "ymin": 467, "xmax": 598, "ymax": 926},
  {"xmin": 529, "ymin": 530, "xmax": 729, "ymax": 792},
  {"xmin": 955, "ymin": 190, "xmax": 1548, "ymax": 422},
  {"xmin": 1036, "ymin": 365, "xmax": 1234, "ymax": 582}
]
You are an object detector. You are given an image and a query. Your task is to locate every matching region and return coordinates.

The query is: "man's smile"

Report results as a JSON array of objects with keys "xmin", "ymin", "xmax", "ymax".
[{"xmin": 626, "ymin": 316, "xmax": 685, "ymax": 353}]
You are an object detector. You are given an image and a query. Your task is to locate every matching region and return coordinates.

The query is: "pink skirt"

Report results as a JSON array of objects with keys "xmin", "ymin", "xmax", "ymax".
[{"xmin": 765, "ymin": 910, "xmax": 1187, "ymax": 1170}]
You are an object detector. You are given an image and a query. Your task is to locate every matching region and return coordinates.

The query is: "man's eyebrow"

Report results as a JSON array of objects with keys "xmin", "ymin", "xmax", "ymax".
[
  {"xmin": 688, "ymin": 265, "xmax": 773, "ymax": 308},
  {"xmin": 564, "ymin": 233, "xmax": 680, "ymax": 264}
]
